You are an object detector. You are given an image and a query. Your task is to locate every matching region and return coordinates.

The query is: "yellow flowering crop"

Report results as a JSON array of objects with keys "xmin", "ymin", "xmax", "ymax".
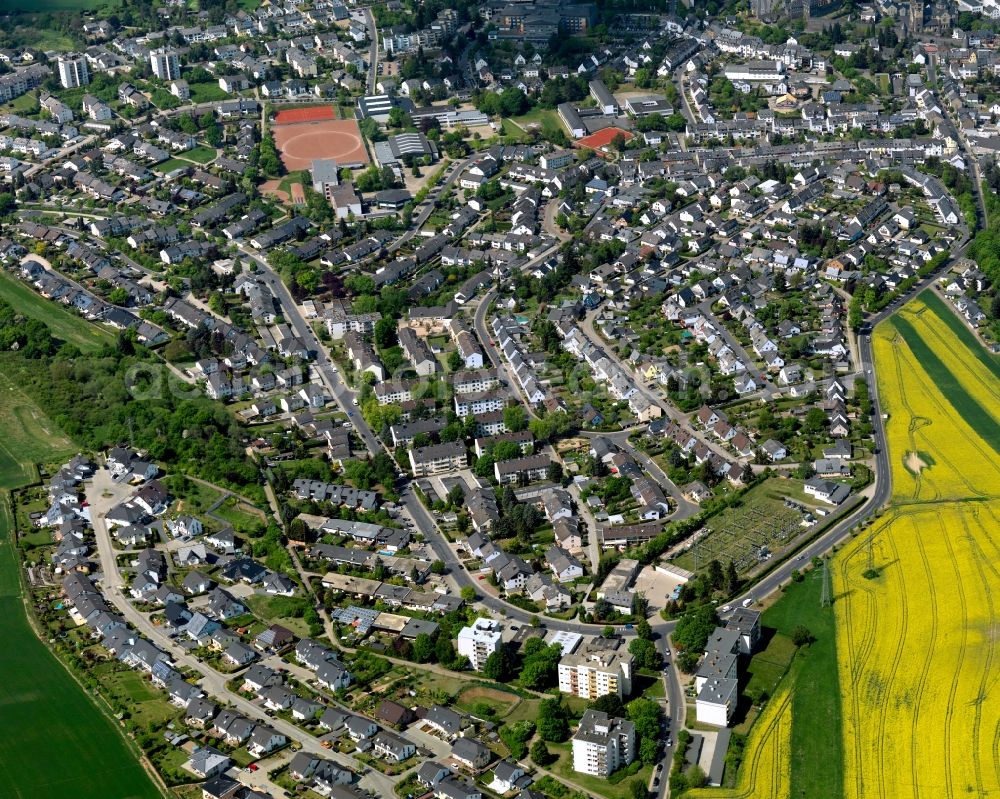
[
  {"xmin": 687, "ymin": 688, "xmax": 792, "ymax": 799},
  {"xmin": 692, "ymin": 297, "xmax": 1000, "ymax": 799},
  {"xmin": 872, "ymin": 325, "xmax": 1000, "ymax": 502},
  {"xmin": 834, "ymin": 301, "xmax": 1000, "ymax": 799}
]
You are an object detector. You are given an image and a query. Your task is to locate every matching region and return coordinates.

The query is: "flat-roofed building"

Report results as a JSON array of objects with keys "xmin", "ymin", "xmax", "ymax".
[
  {"xmin": 571, "ymin": 710, "xmax": 635, "ymax": 777},
  {"xmin": 408, "ymin": 442, "xmax": 467, "ymax": 476},
  {"xmin": 558, "ymin": 638, "xmax": 633, "ymax": 699},
  {"xmin": 457, "ymin": 618, "xmax": 503, "ymax": 670}
]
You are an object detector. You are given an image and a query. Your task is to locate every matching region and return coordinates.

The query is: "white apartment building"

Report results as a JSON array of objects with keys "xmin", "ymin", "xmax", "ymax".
[
  {"xmin": 571, "ymin": 710, "xmax": 636, "ymax": 777},
  {"xmin": 558, "ymin": 643, "xmax": 634, "ymax": 699},
  {"xmin": 453, "ymin": 391, "xmax": 505, "ymax": 418},
  {"xmin": 408, "ymin": 441, "xmax": 467, "ymax": 477},
  {"xmin": 450, "ymin": 369, "xmax": 500, "ymax": 394},
  {"xmin": 58, "ymin": 55, "xmax": 90, "ymax": 88},
  {"xmin": 695, "ymin": 677, "xmax": 738, "ymax": 727},
  {"xmin": 150, "ymin": 48, "xmax": 181, "ymax": 81},
  {"xmin": 722, "ymin": 60, "xmax": 784, "ymax": 82},
  {"xmin": 456, "ymin": 618, "xmax": 503, "ymax": 671}
]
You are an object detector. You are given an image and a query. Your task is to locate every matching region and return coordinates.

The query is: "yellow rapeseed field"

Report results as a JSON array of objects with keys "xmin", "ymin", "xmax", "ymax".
[
  {"xmin": 834, "ymin": 503, "xmax": 1000, "ymax": 799},
  {"xmin": 692, "ymin": 296, "xmax": 1000, "ymax": 799},
  {"xmin": 833, "ymin": 301, "xmax": 1000, "ymax": 799},
  {"xmin": 872, "ymin": 327, "xmax": 1000, "ymax": 502},
  {"xmin": 687, "ymin": 687, "xmax": 792, "ymax": 799},
  {"xmin": 901, "ymin": 299, "xmax": 1000, "ymax": 421}
]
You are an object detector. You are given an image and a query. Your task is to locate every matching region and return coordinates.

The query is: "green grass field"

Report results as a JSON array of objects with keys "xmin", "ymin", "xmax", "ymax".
[
  {"xmin": 0, "ymin": 498, "xmax": 162, "ymax": 798},
  {"xmin": 756, "ymin": 571, "xmax": 843, "ymax": 798},
  {"xmin": 244, "ymin": 593, "xmax": 311, "ymax": 637},
  {"xmin": 0, "ymin": 369, "xmax": 76, "ymax": 490},
  {"xmin": 742, "ymin": 632, "xmax": 796, "ymax": 708},
  {"xmin": 0, "ymin": 90, "xmax": 39, "ymax": 114},
  {"xmin": 179, "ymin": 145, "xmax": 217, "ymax": 164},
  {"xmin": 171, "ymin": 480, "xmax": 223, "ymax": 516},
  {"xmin": 500, "ymin": 118, "xmax": 527, "ymax": 141},
  {"xmin": 92, "ymin": 662, "xmax": 181, "ymax": 729},
  {"xmin": 0, "ymin": 270, "xmax": 114, "ymax": 352},
  {"xmin": 189, "ymin": 83, "xmax": 228, "ymax": 104},
  {"xmin": 512, "ymin": 107, "xmax": 564, "ymax": 132},
  {"xmin": 454, "ymin": 684, "xmax": 521, "ymax": 717},
  {"xmin": 212, "ymin": 496, "xmax": 265, "ymax": 532},
  {"xmin": 155, "ymin": 158, "xmax": 191, "ymax": 174}
]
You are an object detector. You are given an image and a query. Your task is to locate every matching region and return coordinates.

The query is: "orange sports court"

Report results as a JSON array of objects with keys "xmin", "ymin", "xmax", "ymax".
[{"xmin": 272, "ymin": 106, "xmax": 370, "ymax": 171}]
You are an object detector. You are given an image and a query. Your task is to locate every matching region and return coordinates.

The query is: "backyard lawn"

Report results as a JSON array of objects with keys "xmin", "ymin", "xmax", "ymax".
[
  {"xmin": 179, "ymin": 145, "xmax": 218, "ymax": 164},
  {"xmin": 155, "ymin": 158, "xmax": 192, "ymax": 174}
]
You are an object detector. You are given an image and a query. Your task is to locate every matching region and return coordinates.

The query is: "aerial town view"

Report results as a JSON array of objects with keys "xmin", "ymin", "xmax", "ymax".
[{"xmin": 0, "ymin": 0, "xmax": 998, "ymax": 795}]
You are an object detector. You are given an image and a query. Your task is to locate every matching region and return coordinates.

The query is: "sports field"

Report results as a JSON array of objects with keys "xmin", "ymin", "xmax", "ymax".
[
  {"xmin": 0, "ymin": 499, "xmax": 161, "ymax": 798},
  {"xmin": 0, "ymin": 368, "xmax": 75, "ymax": 490},
  {"xmin": 0, "ymin": 269, "xmax": 114, "ymax": 352},
  {"xmin": 272, "ymin": 113, "xmax": 369, "ymax": 172}
]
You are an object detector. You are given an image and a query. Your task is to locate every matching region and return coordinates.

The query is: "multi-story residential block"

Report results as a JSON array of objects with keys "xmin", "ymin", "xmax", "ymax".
[
  {"xmin": 450, "ymin": 369, "xmax": 501, "ymax": 394},
  {"xmin": 571, "ymin": 710, "xmax": 636, "ymax": 777},
  {"xmin": 454, "ymin": 391, "xmax": 505, "ymax": 418},
  {"xmin": 408, "ymin": 442, "xmax": 467, "ymax": 476},
  {"xmin": 150, "ymin": 48, "xmax": 181, "ymax": 81},
  {"xmin": 456, "ymin": 618, "xmax": 503, "ymax": 670},
  {"xmin": 58, "ymin": 54, "xmax": 89, "ymax": 88},
  {"xmin": 494, "ymin": 454, "xmax": 551, "ymax": 485},
  {"xmin": 558, "ymin": 639, "xmax": 633, "ymax": 699}
]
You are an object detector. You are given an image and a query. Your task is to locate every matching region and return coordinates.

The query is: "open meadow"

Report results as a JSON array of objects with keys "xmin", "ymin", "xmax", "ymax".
[
  {"xmin": 0, "ymin": 270, "xmax": 114, "ymax": 353},
  {"xmin": 0, "ymin": 340, "xmax": 161, "ymax": 796},
  {"xmin": 0, "ymin": 369, "xmax": 76, "ymax": 490}
]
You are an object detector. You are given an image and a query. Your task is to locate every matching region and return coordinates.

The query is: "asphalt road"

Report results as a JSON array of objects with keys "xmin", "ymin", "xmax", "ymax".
[
  {"xmin": 238, "ymin": 244, "xmax": 385, "ymax": 458},
  {"xmin": 721, "ymin": 259, "xmax": 958, "ymax": 614},
  {"xmin": 388, "ymin": 156, "xmax": 476, "ymax": 253},
  {"xmin": 239, "ymin": 153, "xmax": 952, "ymax": 799},
  {"xmin": 365, "ymin": 8, "xmax": 379, "ymax": 95}
]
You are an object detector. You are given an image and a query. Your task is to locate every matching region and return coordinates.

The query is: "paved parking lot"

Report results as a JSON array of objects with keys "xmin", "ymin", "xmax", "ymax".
[{"xmin": 633, "ymin": 566, "xmax": 685, "ymax": 610}]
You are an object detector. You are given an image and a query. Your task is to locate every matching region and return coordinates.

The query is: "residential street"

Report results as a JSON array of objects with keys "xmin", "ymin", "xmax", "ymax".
[{"xmin": 87, "ymin": 467, "xmax": 399, "ymax": 798}]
